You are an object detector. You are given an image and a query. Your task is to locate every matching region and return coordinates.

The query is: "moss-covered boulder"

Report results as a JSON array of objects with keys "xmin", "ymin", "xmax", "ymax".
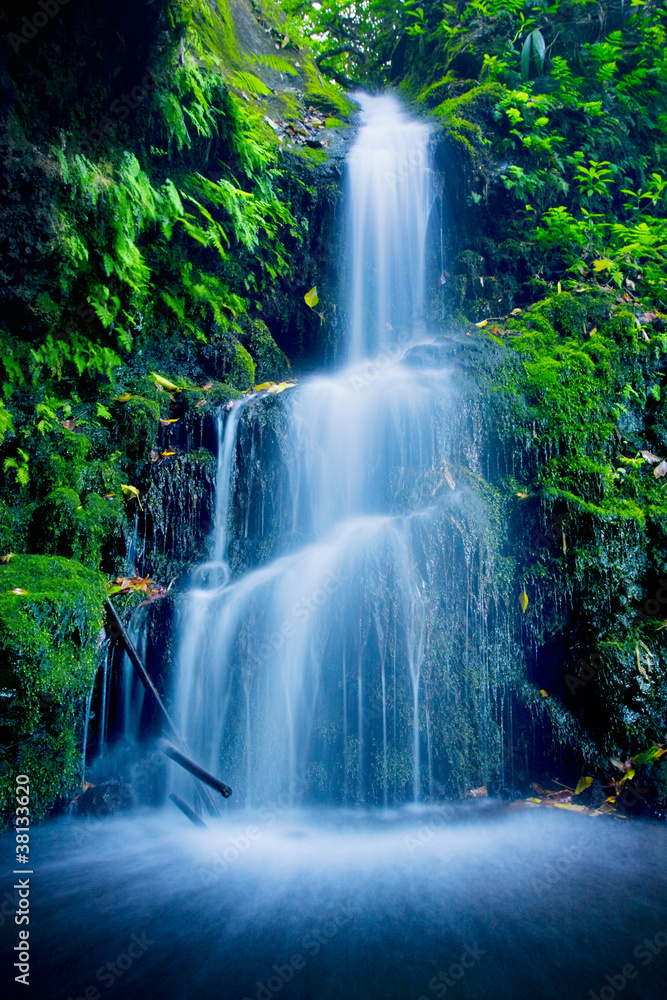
[{"xmin": 0, "ymin": 555, "xmax": 106, "ymax": 823}]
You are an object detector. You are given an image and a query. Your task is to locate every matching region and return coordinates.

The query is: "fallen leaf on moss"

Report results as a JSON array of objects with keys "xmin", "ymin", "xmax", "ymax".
[
  {"xmin": 539, "ymin": 689, "xmax": 548, "ymax": 698},
  {"xmin": 10, "ymin": 588, "xmax": 28, "ymax": 595},
  {"xmin": 654, "ymin": 460, "xmax": 667, "ymax": 478},
  {"xmin": 640, "ymin": 450, "xmax": 662, "ymax": 464},
  {"xmin": 475, "ymin": 319, "xmax": 488, "ymax": 328},
  {"xmin": 1, "ymin": 553, "xmax": 15, "ymax": 563},
  {"xmin": 519, "ymin": 589, "xmax": 529, "ymax": 613},
  {"xmin": 151, "ymin": 373, "xmax": 181, "ymax": 392},
  {"xmin": 114, "ymin": 393, "xmax": 132, "ymax": 403}
]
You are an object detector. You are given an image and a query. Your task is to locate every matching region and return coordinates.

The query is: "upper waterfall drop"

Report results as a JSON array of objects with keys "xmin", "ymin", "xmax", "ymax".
[{"xmin": 346, "ymin": 93, "xmax": 431, "ymax": 360}]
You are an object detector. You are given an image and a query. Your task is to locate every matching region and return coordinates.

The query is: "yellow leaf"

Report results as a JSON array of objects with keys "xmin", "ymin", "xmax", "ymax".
[
  {"xmin": 159, "ymin": 418, "xmax": 180, "ymax": 426},
  {"xmin": 121, "ymin": 484, "xmax": 140, "ymax": 501},
  {"xmin": 593, "ymin": 258, "xmax": 612, "ymax": 272},
  {"xmin": 539, "ymin": 689, "xmax": 548, "ymax": 698},
  {"xmin": 267, "ymin": 381, "xmax": 298, "ymax": 394},
  {"xmin": 475, "ymin": 319, "xmax": 488, "ymax": 328},
  {"xmin": 151, "ymin": 372, "xmax": 181, "ymax": 392},
  {"xmin": 519, "ymin": 589, "xmax": 529, "ymax": 613},
  {"xmin": 160, "ymin": 450, "xmax": 176, "ymax": 457},
  {"xmin": 304, "ymin": 286, "xmax": 319, "ymax": 309},
  {"xmin": 557, "ymin": 281, "xmax": 562, "ymax": 294},
  {"xmin": 1, "ymin": 553, "xmax": 15, "ymax": 564},
  {"xmin": 11, "ymin": 588, "xmax": 28, "ymax": 595},
  {"xmin": 574, "ymin": 776, "xmax": 593, "ymax": 796},
  {"xmin": 510, "ymin": 308, "xmax": 522, "ymax": 315},
  {"xmin": 516, "ymin": 491, "xmax": 528, "ymax": 499},
  {"xmin": 114, "ymin": 393, "xmax": 133, "ymax": 403}
]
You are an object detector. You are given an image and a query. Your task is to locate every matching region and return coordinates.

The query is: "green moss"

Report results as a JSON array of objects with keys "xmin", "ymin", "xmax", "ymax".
[
  {"xmin": 0, "ymin": 555, "xmax": 106, "ymax": 823},
  {"xmin": 433, "ymin": 82, "xmax": 503, "ymax": 120},
  {"xmin": 204, "ymin": 382, "xmax": 243, "ymax": 408},
  {"xmin": 301, "ymin": 57, "xmax": 354, "ymax": 116},
  {"xmin": 228, "ymin": 342, "xmax": 256, "ymax": 390},
  {"xmin": 244, "ymin": 318, "xmax": 291, "ymax": 383}
]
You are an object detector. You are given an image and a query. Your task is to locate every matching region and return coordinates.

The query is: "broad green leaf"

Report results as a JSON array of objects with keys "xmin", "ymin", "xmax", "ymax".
[
  {"xmin": 521, "ymin": 33, "xmax": 532, "ymax": 81},
  {"xmin": 531, "ymin": 29, "xmax": 546, "ymax": 72}
]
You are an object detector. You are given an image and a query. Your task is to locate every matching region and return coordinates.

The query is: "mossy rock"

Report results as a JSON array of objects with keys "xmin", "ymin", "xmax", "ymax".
[
  {"xmin": 244, "ymin": 319, "xmax": 291, "ymax": 384},
  {"xmin": 228, "ymin": 342, "xmax": 256, "ymax": 391},
  {"xmin": 0, "ymin": 555, "xmax": 107, "ymax": 824},
  {"xmin": 113, "ymin": 394, "xmax": 160, "ymax": 462}
]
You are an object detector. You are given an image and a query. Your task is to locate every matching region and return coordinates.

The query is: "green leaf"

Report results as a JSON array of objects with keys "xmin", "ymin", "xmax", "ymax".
[
  {"xmin": 304, "ymin": 286, "xmax": 319, "ymax": 308},
  {"xmin": 531, "ymin": 29, "xmax": 546, "ymax": 74},
  {"xmin": 521, "ymin": 33, "xmax": 532, "ymax": 81}
]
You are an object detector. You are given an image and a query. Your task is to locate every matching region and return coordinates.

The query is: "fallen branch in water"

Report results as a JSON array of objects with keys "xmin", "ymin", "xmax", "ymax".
[
  {"xmin": 162, "ymin": 743, "xmax": 233, "ymax": 799},
  {"xmin": 169, "ymin": 793, "xmax": 207, "ymax": 828}
]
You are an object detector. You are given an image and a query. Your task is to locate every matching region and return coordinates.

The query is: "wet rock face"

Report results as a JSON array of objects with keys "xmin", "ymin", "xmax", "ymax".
[{"xmin": 74, "ymin": 781, "xmax": 135, "ymax": 819}]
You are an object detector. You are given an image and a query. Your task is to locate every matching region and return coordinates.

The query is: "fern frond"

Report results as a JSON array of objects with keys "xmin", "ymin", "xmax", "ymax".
[
  {"xmin": 247, "ymin": 53, "xmax": 299, "ymax": 76},
  {"xmin": 230, "ymin": 72, "xmax": 273, "ymax": 97}
]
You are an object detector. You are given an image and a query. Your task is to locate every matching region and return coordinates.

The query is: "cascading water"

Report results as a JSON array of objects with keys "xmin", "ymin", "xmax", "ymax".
[
  {"xmin": 346, "ymin": 94, "xmax": 431, "ymax": 359},
  {"xmin": 7, "ymin": 92, "xmax": 667, "ymax": 1000},
  {"xmin": 172, "ymin": 95, "xmax": 499, "ymax": 806}
]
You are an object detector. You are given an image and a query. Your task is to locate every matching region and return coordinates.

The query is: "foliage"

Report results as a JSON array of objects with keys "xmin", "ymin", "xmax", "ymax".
[{"xmin": 0, "ymin": 555, "xmax": 107, "ymax": 822}]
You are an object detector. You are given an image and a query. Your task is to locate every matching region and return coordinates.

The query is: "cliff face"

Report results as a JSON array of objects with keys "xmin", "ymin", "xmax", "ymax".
[{"xmin": 2, "ymin": 0, "xmax": 667, "ymax": 820}]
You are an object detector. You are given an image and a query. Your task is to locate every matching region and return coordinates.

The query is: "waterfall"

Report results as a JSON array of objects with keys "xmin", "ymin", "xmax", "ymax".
[
  {"xmin": 173, "ymin": 94, "xmax": 502, "ymax": 806},
  {"xmin": 347, "ymin": 93, "xmax": 431, "ymax": 359}
]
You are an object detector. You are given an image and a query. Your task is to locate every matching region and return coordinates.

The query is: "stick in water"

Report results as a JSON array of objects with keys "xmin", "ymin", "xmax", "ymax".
[
  {"xmin": 169, "ymin": 793, "xmax": 207, "ymax": 828},
  {"xmin": 162, "ymin": 743, "xmax": 233, "ymax": 799}
]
